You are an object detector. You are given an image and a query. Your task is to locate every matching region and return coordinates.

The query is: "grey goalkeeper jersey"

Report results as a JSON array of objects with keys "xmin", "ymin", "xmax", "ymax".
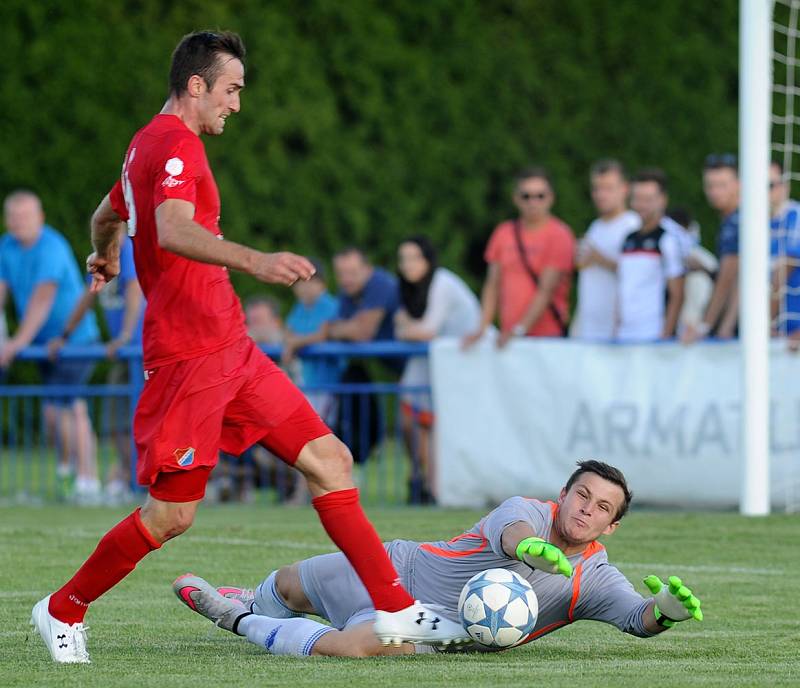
[{"xmin": 388, "ymin": 497, "xmax": 653, "ymax": 644}]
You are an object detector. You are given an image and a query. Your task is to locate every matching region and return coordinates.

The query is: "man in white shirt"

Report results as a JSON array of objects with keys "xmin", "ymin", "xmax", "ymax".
[
  {"xmin": 574, "ymin": 160, "xmax": 640, "ymax": 340},
  {"xmin": 617, "ymin": 169, "xmax": 685, "ymax": 342}
]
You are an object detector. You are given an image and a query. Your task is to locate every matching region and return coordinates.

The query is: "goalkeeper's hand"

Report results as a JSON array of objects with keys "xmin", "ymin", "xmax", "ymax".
[
  {"xmin": 644, "ymin": 575, "xmax": 703, "ymax": 627},
  {"xmin": 515, "ymin": 537, "xmax": 573, "ymax": 577}
]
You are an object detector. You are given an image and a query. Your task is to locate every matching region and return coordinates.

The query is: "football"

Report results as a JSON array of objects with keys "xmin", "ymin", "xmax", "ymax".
[{"xmin": 457, "ymin": 568, "xmax": 538, "ymax": 648}]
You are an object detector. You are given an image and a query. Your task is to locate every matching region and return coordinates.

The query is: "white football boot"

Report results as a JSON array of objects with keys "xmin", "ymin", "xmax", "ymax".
[
  {"xmin": 30, "ymin": 595, "xmax": 91, "ymax": 664},
  {"xmin": 373, "ymin": 601, "xmax": 471, "ymax": 647},
  {"xmin": 216, "ymin": 585, "xmax": 256, "ymax": 610}
]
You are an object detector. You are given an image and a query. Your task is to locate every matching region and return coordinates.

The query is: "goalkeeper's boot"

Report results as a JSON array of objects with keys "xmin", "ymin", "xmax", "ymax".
[
  {"xmin": 173, "ymin": 574, "xmax": 251, "ymax": 635},
  {"xmin": 217, "ymin": 585, "xmax": 256, "ymax": 610},
  {"xmin": 30, "ymin": 595, "xmax": 91, "ymax": 664},
  {"xmin": 374, "ymin": 601, "xmax": 471, "ymax": 647}
]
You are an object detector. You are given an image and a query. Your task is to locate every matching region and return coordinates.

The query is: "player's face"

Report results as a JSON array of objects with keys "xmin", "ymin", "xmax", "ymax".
[
  {"xmin": 3, "ymin": 196, "xmax": 44, "ymax": 246},
  {"xmin": 556, "ymin": 473, "xmax": 625, "ymax": 545},
  {"xmin": 514, "ymin": 178, "xmax": 553, "ymax": 222},
  {"xmin": 703, "ymin": 167, "xmax": 739, "ymax": 214},
  {"xmin": 198, "ymin": 56, "xmax": 244, "ymax": 136},
  {"xmin": 591, "ymin": 171, "xmax": 628, "ymax": 216},
  {"xmin": 397, "ymin": 242, "xmax": 430, "ymax": 283},
  {"xmin": 630, "ymin": 181, "xmax": 666, "ymax": 226},
  {"xmin": 334, "ymin": 253, "xmax": 371, "ymax": 296}
]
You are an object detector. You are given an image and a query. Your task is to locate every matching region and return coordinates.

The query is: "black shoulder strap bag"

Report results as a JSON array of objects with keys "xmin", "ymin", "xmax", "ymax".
[{"xmin": 512, "ymin": 220, "xmax": 568, "ymax": 337}]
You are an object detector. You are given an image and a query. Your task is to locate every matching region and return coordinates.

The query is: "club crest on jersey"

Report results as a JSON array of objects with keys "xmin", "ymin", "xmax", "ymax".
[{"xmin": 174, "ymin": 447, "xmax": 196, "ymax": 467}]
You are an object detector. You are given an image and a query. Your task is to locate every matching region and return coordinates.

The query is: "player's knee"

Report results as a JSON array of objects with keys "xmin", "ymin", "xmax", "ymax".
[{"xmin": 299, "ymin": 437, "xmax": 353, "ymax": 486}]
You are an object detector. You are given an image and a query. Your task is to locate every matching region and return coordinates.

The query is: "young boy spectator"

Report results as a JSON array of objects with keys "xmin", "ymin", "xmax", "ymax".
[
  {"xmin": 574, "ymin": 160, "xmax": 640, "ymax": 341},
  {"xmin": 617, "ymin": 169, "xmax": 685, "ymax": 342}
]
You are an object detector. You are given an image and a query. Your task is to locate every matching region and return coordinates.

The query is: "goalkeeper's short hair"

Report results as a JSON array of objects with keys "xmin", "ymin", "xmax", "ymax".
[{"xmin": 565, "ymin": 460, "xmax": 633, "ymax": 520}]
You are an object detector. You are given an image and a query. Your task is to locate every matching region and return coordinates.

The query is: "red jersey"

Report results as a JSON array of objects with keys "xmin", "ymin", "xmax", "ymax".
[{"xmin": 108, "ymin": 114, "xmax": 246, "ymax": 368}]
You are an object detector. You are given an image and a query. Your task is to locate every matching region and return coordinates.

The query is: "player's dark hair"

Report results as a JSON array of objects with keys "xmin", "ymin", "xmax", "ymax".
[
  {"xmin": 590, "ymin": 159, "xmax": 627, "ymax": 180},
  {"xmin": 169, "ymin": 31, "xmax": 246, "ymax": 97},
  {"xmin": 631, "ymin": 167, "xmax": 668, "ymax": 194},
  {"xmin": 703, "ymin": 152, "xmax": 738, "ymax": 174},
  {"xmin": 564, "ymin": 460, "xmax": 633, "ymax": 521},
  {"xmin": 514, "ymin": 166, "xmax": 553, "ymax": 191}
]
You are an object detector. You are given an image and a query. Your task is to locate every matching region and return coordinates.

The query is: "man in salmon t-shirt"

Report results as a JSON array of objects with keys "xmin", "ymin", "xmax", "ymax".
[
  {"xmin": 30, "ymin": 30, "xmax": 467, "ymax": 665},
  {"xmin": 464, "ymin": 167, "xmax": 575, "ymax": 348}
]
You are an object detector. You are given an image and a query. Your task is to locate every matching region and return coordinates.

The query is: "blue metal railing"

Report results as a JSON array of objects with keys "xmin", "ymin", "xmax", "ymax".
[{"xmin": 0, "ymin": 342, "xmax": 432, "ymax": 506}]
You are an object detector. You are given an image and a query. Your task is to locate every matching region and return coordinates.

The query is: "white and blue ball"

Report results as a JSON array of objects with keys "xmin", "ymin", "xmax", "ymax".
[{"xmin": 457, "ymin": 568, "xmax": 538, "ymax": 648}]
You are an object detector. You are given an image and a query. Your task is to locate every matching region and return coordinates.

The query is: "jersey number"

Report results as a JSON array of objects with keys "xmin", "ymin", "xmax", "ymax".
[{"xmin": 121, "ymin": 147, "xmax": 138, "ymax": 237}]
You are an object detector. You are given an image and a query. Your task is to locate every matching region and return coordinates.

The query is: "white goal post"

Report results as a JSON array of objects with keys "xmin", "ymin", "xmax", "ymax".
[{"xmin": 739, "ymin": 0, "xmax": 772, "ymax": 515}]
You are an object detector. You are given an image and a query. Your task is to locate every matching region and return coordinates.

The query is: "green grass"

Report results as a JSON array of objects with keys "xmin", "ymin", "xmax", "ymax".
[{"xmin": 1, "ymin": 505, "xmax": 796, "ymax": 687}]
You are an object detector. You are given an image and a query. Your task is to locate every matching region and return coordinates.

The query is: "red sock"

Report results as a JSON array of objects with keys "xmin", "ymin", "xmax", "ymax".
[
  {"xmin": 48, "ymin": 508, "xmax": 161, "ymax": 624},
  {"xmin": 312, "ymin": 488, "xmax": 414, "ymax": 612}
]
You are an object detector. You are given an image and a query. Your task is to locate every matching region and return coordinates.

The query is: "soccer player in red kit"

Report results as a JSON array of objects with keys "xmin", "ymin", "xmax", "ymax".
[{"xmin": 30, "ymin": 31, "xmax": 467, "ymax": 664}]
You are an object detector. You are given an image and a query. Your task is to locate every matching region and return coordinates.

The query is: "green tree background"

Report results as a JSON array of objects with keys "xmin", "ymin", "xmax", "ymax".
[{"xmin": 1, "ymin": 0, "xmax": 738, "ymax": 306}]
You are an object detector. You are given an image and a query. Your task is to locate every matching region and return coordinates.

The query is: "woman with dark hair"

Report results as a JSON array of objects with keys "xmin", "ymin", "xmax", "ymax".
[{"xmin": 395, "ymin": 236, "xmax": 480, "ymax": 504}]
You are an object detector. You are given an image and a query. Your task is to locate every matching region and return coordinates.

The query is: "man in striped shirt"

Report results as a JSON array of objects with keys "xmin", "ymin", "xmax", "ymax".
[{"xmin": 173, "ymin": 460, "xmax": 702, "ymax": 657}]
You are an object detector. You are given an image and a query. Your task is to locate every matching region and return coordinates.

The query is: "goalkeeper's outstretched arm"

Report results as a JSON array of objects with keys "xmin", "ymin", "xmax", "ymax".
[{"xmin": 641, "ymin": 575, "xmax": 704, "ymax": 634}]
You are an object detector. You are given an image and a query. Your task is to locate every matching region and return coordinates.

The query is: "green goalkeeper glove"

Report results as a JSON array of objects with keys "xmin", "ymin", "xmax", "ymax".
[
  {"xmin": 515, "ymin": 537, "xmax": 573, "ymax": 577},
  {"xmin": 644, "ymin": 575, "xmax": 703, "ymax": 628}
]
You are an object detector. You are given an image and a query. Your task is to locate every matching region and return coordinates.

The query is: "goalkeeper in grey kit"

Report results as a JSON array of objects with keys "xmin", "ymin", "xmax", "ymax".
[{"xmin": 173, "ymin": 460, "xmax": 703, "ymax": 657}]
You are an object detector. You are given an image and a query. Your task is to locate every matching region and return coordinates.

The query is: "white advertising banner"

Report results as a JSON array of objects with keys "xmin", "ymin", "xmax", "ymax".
[{"xmin": 431, "ymin": 338, "xmax": 800, "ymax": 508}]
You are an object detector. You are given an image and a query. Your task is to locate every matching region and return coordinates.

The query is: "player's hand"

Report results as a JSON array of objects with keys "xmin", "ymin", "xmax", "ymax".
[
  {"xmin": 644, "ymin": 575, "xmax": 703, "ymax": 626},
  {"xmin": 251, "ymin": 252, "xmax": 316, "ymax": 286},
  {"xmin": 87, "ymin": 252, "xmax": 121, "ymax": 293},
  {"xmin": 515, "ymin": 537, "xmax": 573, "ymax": 577},
  {"xmin": 47, "ymin": 336, "xmax": 67, "ymax": 361}
]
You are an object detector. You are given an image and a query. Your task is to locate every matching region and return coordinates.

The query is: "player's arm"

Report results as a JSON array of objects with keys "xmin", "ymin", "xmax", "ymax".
[
  {"xmin": 88, "ymin": 194, "xmax": 127, "ymax": 292},
  {"xmin": 684, "ymin": 254, "xmax": 738, "ymax": 342},
  {"xmin": 155, "ymin": 199, "xmax": 314, "ymax": 286},
  {"xmin": 661, "ymin": 275, "xmax": 684, "ymax": 338},
  {"xmin": 0, "ymin": 282, "xmax": 57, "ymax": 367},
  {"xmin": 327, "ymin": 309, "xmax": 385, "ymax": 342},
  {"xmin": 641, "ymin": 575, "xmax": 703, "ymax": 634},
  {"xmin": 500, "ymin": 521, "xmax": 572, "ymax": 577},
  {"xmin": 462, "ymin": 263, "xmax": 499, "ymax": 348}
]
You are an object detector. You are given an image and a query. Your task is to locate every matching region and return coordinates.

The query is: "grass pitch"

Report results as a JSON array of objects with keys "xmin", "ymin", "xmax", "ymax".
[{"xmin": 1, "ymin": 504, "xmax": 796, "ymax": 687}]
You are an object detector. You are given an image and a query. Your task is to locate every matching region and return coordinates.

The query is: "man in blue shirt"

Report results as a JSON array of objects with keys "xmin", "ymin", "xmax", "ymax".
[
  {"xmin": 48, "ymin": 233, "xmax": 145, "ymax": 503},
  {"xmin": 682, "ymin": 154, "xmax": 740, "ymax": 343},
  {"xmin": 769, "ymin": 161, "xmax": 800, "ymax": 336},
  {"xmin": 0, "ymin": 190, "xmax": 102, "ymax": 502},
  {"xmin": 327, "ymin": 248, "xmax": 400, "ymax": 463},
  {"xmin": 329, "ymin": 247, "xmax": 399, "ymax": 342}
]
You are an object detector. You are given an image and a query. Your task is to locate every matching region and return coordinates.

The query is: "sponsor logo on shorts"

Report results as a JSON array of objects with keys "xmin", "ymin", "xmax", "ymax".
[{"xmin": 174, "ymin": 447, "xmax": 196, "ymax": 467}]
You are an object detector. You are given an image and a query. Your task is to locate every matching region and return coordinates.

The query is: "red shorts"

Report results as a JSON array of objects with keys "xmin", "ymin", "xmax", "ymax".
[{"xmin": 134, "ymin": 337, "xmax": 331, "ymax": 501}]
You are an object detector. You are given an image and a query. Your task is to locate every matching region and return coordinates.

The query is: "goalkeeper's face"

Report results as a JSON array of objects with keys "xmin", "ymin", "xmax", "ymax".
[{"xmin": 556, "ymin": 473, "xmax": 626, "ymax": 545}]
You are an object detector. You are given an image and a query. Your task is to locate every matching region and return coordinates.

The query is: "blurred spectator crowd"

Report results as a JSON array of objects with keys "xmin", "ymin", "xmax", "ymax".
[{"xmin": 2, "ymin": 154, "xmax": 799, "ymax": 505}]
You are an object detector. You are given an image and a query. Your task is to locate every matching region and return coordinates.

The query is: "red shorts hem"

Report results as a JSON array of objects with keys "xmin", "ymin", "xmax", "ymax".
[{"xmin": 148, "ymin": 466, "xmax": 213, "ymax": 502}]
